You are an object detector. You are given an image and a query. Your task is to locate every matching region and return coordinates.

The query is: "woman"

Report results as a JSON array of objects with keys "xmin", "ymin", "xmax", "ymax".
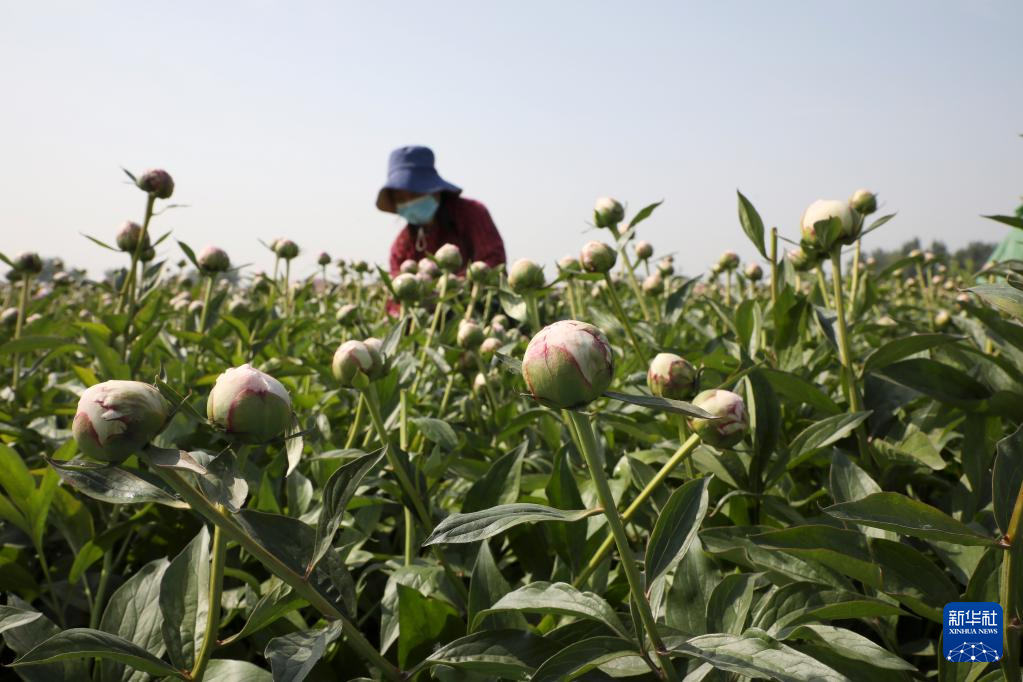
[{"xmin": 377, "ymin": 146, "xmax": 506, "ymax": 275}]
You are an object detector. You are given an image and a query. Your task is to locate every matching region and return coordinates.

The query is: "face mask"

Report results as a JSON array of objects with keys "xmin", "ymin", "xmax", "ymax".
[{"xmin": 396, "ymin": 195, "xmax": 440, "ymax": 226}]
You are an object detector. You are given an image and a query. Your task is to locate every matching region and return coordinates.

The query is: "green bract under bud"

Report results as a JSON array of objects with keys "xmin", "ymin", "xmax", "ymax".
[
  {"xmin": 73, "ymin": 380, "xmax": 170, "ymax": 463},
  {"xmin": 332, "ymin": 340, "xmax": 374, "ymax": 387},
  {"xmin": 522, "ymin": 320, "xmax": 614, "ymax": 409},
  {"xmin": 647, "ymin": 352, "xmax": 697, "ymax": 400},
  {"xmin": 207, "ymin": 364, "xmax": 292, "ymax": 443},
  {"xmin": 116, "ymin": 221, "xmax": 149, "ymax": 253},
  {"xmin": 800, "ymin": 199, "xmax": 858, "ymax": 249},
  {"xmin": 457, "ymin": 319, "xmax": 484, "ymax": 349},
  {"xmin": 688, "ymin": 389, "xmax": 749, "ymax": 449},
  {"xmin": 580, "ymin": 241, "xmax": 617, "ymax": 274},
  {"xmin": 849, "ymin": 188, "xmax": 877, "ymax": 215},
  {"xmin": 392, "ymin": 273, "xmax": 421, "ymax": 304},
  {"xmin": 13, "ymin": 252, "xmax": 43, "ymax": 275},
  {"xmin": 508, "ymin": 259, "xmax": 545, "ymax": 294},
  {"xmin": 593, "ymin": 197, "xmax": 625, "ymax": 228},
  {"xmin": 198, "ymin": 245, "xmax": 231, "ymax": 274},
  {"xmin": 634, "ymin": 241, "xmax": 653, "ymax": 260},
  {"xmin": 434, "ymin": 243, "xmax": 463, "ymax": 273},
  {"xmin": 274, "ymin": 239, "xmax": 299, "ymax": 260},
  {"xmin": 136, "ymin": 169, "xmax": 175, "ymax": 199}
]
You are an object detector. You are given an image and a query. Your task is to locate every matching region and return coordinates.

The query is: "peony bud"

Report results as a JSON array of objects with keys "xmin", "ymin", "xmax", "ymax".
[
  {"xmin": 580, "ymin": 241, "xmax": 618, "ymax": 274},
  {"xmin": 418, "ymin": 258, "xmax": 441, "ymax": 280},
  {"xmin": 800, "ymin": 199, "xmax": 858, "ymax": 248},
  {"xmin": 593, "ymin": 197, "xmax": 625, "ymax": 228},
  {"xmin": 116, "ymin": 221, "xmax": 149, "ymax": 253},
  {"xmin": 924, "ymin": 251, "xmax": 936, "ymax": 265},
  {"xmin": 657, "ymin": 257, "xmax": 675, "ymax": 277},
  {"xmin": 434, "ymin": 243, "xmax": 463, "ymax": 273},
  {"xmin": 317, "ymin": 252, "xmax": 331, "ymax": 266},
  {"xmin": 687, "ymin": 389, "xmax": 749, "ymax": 449},
  {"xmin": 392, "ymin": 273, "xmax": 422, "ymax": 304},
  {"xmin": 522, "ymin": 320, "xmax": 614, "ymax": 408},
  {"xmin": 508, "ymin": 259, "xmax": 545, "ymax": 294},
  {"xmin": 472, "ymin": 372, "xmax": 489, "ymax": 395},
  {"xmin": 744, "ymin": 262, "xmax": 763, "ymax": 281},
  {"xmin": 642, "ymin": 273, "xmax": 664, "ymax": 295},
  {"xmin": 207, "ymin": 364, "xmax": 292, "ymax": 443},
  {"xmin": 647, "ymin": 353, "xmax": 697, "ymax": 400},
  {"xmin": 718, "ymin": 251, "xmax": 740, "ymax": 272},
  {"xmin": 274, "ymin": 239, "xmax": 299, "ymax": 260},
  {"xmin": 457, "ymin": 319, "xmax": 484, "ymax": 349},
  {"xmin": 908, "ymin": 249, "xmax": 923, "ymax": 260},
  {"xmin": 353, "ymin": 261, "xmax": 369, "ymax": 273},
  {"xmin": 73, "ymin": 380, "xmax": 170, "ymax": 462},
  {"xmin": 787, "ymin": 247, "xmax": 814, "ymax": 272},
  {"xmin": 479, "ymin": 336, "xmax": 502, "ymax": 358},
  {"xmin": 336, "ymin": 303, "xmax": 358, "ymax": 325},
  {"xmin": 400, "ymin": 259, "xmax": 419, "ymax": 274},
  {"xmin": 558, "ymin": 255, "xmax": 581, "ymax": 273},
  {"xmin": 332, "ymin": 340, "xmax": 374, "ymax": 387},
  {"xmin": 467, "ymin": 260, "xmax": 492, "ymax": 283},
  {"xmin": 136, "ymin": 169, "xmax": 175, "ymax": 199},
  {"xmin": 197, "ymin": 246, "xmax": 231, "ymax": 274},
  {"xmin": 363, "ymin": 337, "xmax": 387, "ymax": 378},
  {"xmin": 13, "ymin": 252, "xmax": 43, "ymax": 275},
  {"xmin": 935, "ymin": 310, "xmax": 951, "ymax": 329},
  {"xmin": 1, "ymin": 307, "xmax": 19, "ymax": 327},
  {"xmin": 849, "ymin": 189, "xmax": 877, "ymax": 215},
  {"xmin": 140, "ymin": 247, "xmax": 156, "ymax": 263},
  {"xmin": 634, "ymin": 241, "xmax": 653, "ymax": 260}
]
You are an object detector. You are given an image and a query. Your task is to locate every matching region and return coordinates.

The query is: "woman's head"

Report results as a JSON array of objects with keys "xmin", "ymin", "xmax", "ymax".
[{"xmin": 376, "ymin": 146, "xmax": 461, "ymax": 214}]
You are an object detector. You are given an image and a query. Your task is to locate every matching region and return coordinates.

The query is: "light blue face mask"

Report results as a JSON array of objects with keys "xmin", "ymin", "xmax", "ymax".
[{"xmin": 396, "ymin": 195, "xmax": 440, "ymax": 226}]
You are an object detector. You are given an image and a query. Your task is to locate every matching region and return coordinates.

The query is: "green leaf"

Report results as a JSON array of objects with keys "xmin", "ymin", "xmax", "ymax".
[
  {"xmin": 966, "ymin": 283, "xmax": 1023, "ymax": 320},
  {"xmin": 627, "ymin": 199, "xmax": 664, "ymax": 230},
  {"xmin": 467, "ymin": 541, "xmax": 526, "ymax": 633},
  {"xmin": 177, "ymin": 240, "xmax": 200, "ymax": 270},
  {"xmin": 474, "ymin": 581, "xmax": 627, "ymax": 637},
  {"xmin": 195, "ymin": 449, "xmax": 248, "ymax": 512},
  {"xmin": 79, "ymin": 324, "xmax": 130, "ymax": 380},
  {"xmin": 863, "ymin": 333, "xmax": 963, "ymax": 373},
  {"xmin": 412, "ymin": 630, "xmax": 557, "ymax": 678},
  {"xmin": 220, "ymin": 579, "xmax": 305, "ymax": 646},
  {"xmin": 644, "ymin": 476, "xmax": 711, "ymax": 585},
  {"xmin": 753, "ymin": 526, "xmax": 882, "ymax": 588},
  {"xmin": 203, "ymin": 659, "xmax": 272, "ymax": 681},
  {"xmin": 462, "ymin": 446, "xmax": 523, "ymax": 513},
  {"xmin": 307, "ymin": 450, "xmax": 382, "ymax": 576},
  {"xmin": 786, "ymin": 411, "xmax": 872, "ymax": 470},
  {"xmin": 531, "ymin": 636, "xmax": 639, "ymax": 682},
  {"xmin": 778, "ymin": 624, "xmax": 915, "ymax": 671},
  {"xmin": 397, "ymin": 583, "xmax": 465, "ymax": 668},
  {"xmin": 10, "ymin": 628, "xmax": 186, "ymax": 679},
  {"xmin": 824, "ymin": 492, "xmax": 996, "ymax": 546},
  {"xmin": 0, "ymin": 336, "xmax": 76, "ymax": 355},
  {"xmin": 0, "ymin": 606, "xmax": 42, "ymax": 635},
  {"xmin": 423, "ymin": 503, "xmax": 599, "ymax": 546},
  {"xmin": 99, "ymin": 557, "xmax": 169, "ymax": 682},
  {"xmin": 737, "ymin": 190, "xmax": 767, "ymax": 258},
  {"xmin": 603, "ymin": 390, "xmax": 715, "ymax": 418},
  {"xmin": 47, "ymin": 458, "xmax": 185, "ymax": 508},
  {"xmin": 670, "ymin": 629, "xmax": 847, "ymax": 681},
  {"xmin": 411, "ymin": 417, "xmax": 459, "ymax": 450},
  {"xmin": 994, "ymin": 422, "xmax": 1023, "ymax": 535},
  {"xmin": 81, "ymin": 233, "xmax": 121, "ymax": 252},
  {"xmin": 264, "ymin": 622, "xmax": 343, "ymax": 682},
  {"xmin": 160, "ymin": 526, "xmax": 210, "ymax": 672},
  {"xmin": 870, "ymin": 538, "xmax": 958, "ymax": 621},
  {"xmin": 983, "ymin": 214, "xmax": 1023, "ymax": 230}
]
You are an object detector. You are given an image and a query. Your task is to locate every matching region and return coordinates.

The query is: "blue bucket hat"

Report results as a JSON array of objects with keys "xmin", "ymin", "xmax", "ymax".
[{"xmin": 376, "ymin": 146, "xmax": 462, "ymax": 213}]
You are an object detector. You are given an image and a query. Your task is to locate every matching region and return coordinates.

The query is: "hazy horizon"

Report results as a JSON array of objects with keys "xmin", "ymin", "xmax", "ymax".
[{"xmin": 2, "ymin": 1, "xmax": 1021, "ymax": 279}]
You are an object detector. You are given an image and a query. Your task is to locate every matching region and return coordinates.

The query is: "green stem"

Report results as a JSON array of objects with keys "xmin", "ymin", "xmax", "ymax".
[
  {"xmin": 815, "ymin": 265, "xmax": 831, "ymax": 309},
  {"xmin": 190, "ymin": 516, "xmax": 226, "ymax": 681},
  {"xmin": 1000, "ymin": 478, "xmax": 1023, "ymax": 682},
  {"xmin": 344, "ymin": 395, "xmax": 366, "ymax": 449},
  {"xmin": 116, "ymin": 194, "xmax": 156, "ymax": 314},
  {"xmin": 11, "ymin": 274, "xmax": 30, "ymax": 392},
  {"xmin": 770, "ymin": 227, "xmax": 779, "ymax": 306},
  {"xmin": 608, "ymin": 224, "xmax": 651, "ymax": 322},
  {"xmin": 525, "ymin": 293, "xmax": 541, "ymax": 332},
  {"xmin": 463, "ymin": 282, "xmax": 479, "ymax": 321},
  {"xmin": 603, "ymin": 274, "xmax": 647, "ymax": 363},
  {"xmin": 829, "ymin": 251, "xmax": 871, "ymax": 463},
  {"xmin": 567, "ymin": 411, "xmax": 680, "ymax": 682},
  {"xmin": 411, "ymin": 275, "xmax": 449, "ymax": 396},
  {"xmin": 399, "ymin": 390, "xmax": 414, "ymax": 567},
  {"xmin": 198, "ymin": 275, "xmax": 214, "ymax": 333},
  {"xmin": 848, "ymin": 239, "xmax": 862, "ymax": 317},
  {"xmin": 725, "ymin": 271, "xmax": 732, "ymax": 307},
  {"xmin": 153, "ymin": 465, "xmax": 402, "ymax": 682}
]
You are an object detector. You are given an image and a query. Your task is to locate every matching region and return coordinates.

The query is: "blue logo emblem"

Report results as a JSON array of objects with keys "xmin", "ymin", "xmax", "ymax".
[{"xmin": 943, "ymin": 602, "xmax": 1002, "ymax": 662}]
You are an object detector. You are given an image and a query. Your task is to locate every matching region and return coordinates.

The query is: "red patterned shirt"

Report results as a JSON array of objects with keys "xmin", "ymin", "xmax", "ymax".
[{"xmin": 388, "ymin": 196, "xmax": 506, "ymax": 276}]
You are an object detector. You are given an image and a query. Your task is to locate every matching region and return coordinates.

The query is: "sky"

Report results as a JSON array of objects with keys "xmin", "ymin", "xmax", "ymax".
[{"xmin": 1, "ymin": 1, "xmax": 1021, "ymax": 279}]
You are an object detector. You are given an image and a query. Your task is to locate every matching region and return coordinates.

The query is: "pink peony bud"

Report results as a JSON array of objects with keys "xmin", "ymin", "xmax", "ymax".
[
  {"xmin": 634, "ymin": 241, "xmax": 653, "ymax": 260},
  {"xmin": 647, "ymin": 353, "xmax": 697, "ymax": 400},
  {"xmin": 136, "ymin": 169, "xmax": 175, "ymax": 199},
  {"xmin": 116, "ymin": 221, "xmax": 149, "ymax": 253},
  {"xmin": 434, "ymin": 243, "xmax": 463, "ymax": 273},
  {"xmin": 593, "ymin": 197, "xmax": 625, "ymax": 228},
  {"xmin": 580, "ymin": 241, "xmax": 617, "ymax": 274},
  {"xmin": 687, "ymin": 389, "xmax": 749, "ymax": 449},
  {"xmin": 197, "ymin": 246, "xmax": 231, "ymax": 274},
  {"xmin": 508, "ymin": 259, "xmax": 545, "ymax": 294},
  {"xmin": 73, "ymin": 380, "xmax": 170, "ymax": 462},
  {"xmin": 207, "ymin": 364, "xmax": 292, "ymax": 443},
  {"xmin": 522, "ymin": 320, "xmax": 614, "ymax": 408}
]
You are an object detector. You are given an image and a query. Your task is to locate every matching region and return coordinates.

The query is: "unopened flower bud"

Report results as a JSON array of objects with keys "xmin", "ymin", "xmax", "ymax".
[
  {"xmin": 434, "ymin": 243, "xmax": 463, "ymax": 273},
  {"xmin": 744, "ymin": 262, "xmax": 763, "ymax": 281},
  {"xmin": 801, "ymin": 199, "xmax": 858, "ymax": 248},
  {"xmin": 787, "ymin": 247, "xmax": 814, "ymax": 272},
  {"xmin": 400, "ymin": 259, "xmax": 419, "ymax": 274},
  {"xmin": 457, "ymin": 319, "xmax": 484, "ymax": 349},
  {"xmin": 418, "ymin": 258, "xmax": 440, "ymax": 280},
  {"xmin": 73, "ymin": 380, "xmax": 170, "ymax": 462},
  {"xmin": 363, "ymin": 337, "xmax": 387, "ymax": 378},
  {"xmin": 473, "ymin": 372, "xmax": 488, "ymax": 395},
  {"xmin": 480, "ymin": 336, "xmax": 502, "ymax": 358},
  {"xmin": 188, "ymin": 300, "xmax": 204, "ymax": 315},
  {"xmin": 317, "ymin": 252, "xmax": 331, "ymax": 266},
  {"xmin": 336, "ymin": 303, "xmax": 358, "ymax": 325},
  {"xmin": 687, "ymin": 389, "xmax": 749, "ymax": 449},
  {"xmin": 353, "ymin": 261, "xmax": 369, "ymax": 273},
  {"xmin": 13, "ymin": 252, "xmax": 43, "ymax": 275},
  {"xmin": 849, "ymin": 189, "xmax": 877, "ymax": 215},
  {"xmin": 509, "ymin": 259, "xmax": 545, "ymax": 294},
  {"xmin": 332, "ymin": 340, "xmax": 374, "ymax": 387},
  {"xmin": 1, "ymin": 308, "xmax": 20, "ymax": 327},
  {"xmin": 207, "ymin": 364, "xmax": 292, "ymax": 443},
  {"xmin": 467, "ymin": 260, "xmax": 492, "ymax": 283},
  {"xmin": 140, "ymin": 247, "xmax": 156, "ymax": 263},
  {"xmin": 580, "ymin": 241, "xmax": 617, "ymax": 274},
  {"xmin": 924, "ymin": 251, "xmax": 936, "ymax": 265},
  {"xmin": 593, "ymin": 197, "xmax": 625, "ymax": 228},
  {"xmin": 522, "ymin": 320, "xmax": 614, "ymax": 408},
  {"xmin": 642, "ymin": 273, "xmax": 664, "ymax": 295},
  {"xmin": 934, "ymin": 310, "xmax": 951, "ymax": 329},
  {"xmin": 634, "ymin": 241, "xmax": 653, "ymax": 260},
  {"xmin": 392, "ymin": 273, "xmax": 421, "ymax": 303},
  {"xmin": 116, "ymin": 221, "xmax": 149, "ymax": 253},
  {"xmin": 657, "ymin": 257, "xmax": 675, "ymax": 277},
  {"xmin": 718, "ymin": 251, "xmax": 740, "ymax": 272},
  {"xmin": 647, "ymin": 353, "xmax": 697, "ymax": 400},
  {"xmin": 198, "ymin": 246, "xmax": 231, "ymax": 274},
  {"xmin": 274, "ymin": 239, "xmax": 299, "ymax": 260},
  {"xmin": 908, "ymin": 249, "xmax": 923, "ymax": 260},
  {"xmin": 136, "ymin": 169, "xmax": 175, "ymax": 199}
]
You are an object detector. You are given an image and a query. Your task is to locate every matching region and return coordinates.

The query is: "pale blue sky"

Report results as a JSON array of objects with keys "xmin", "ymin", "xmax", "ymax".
[{"xmin": 1, "ymin": 1, "xmax": 1020, "ymax": 278}]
